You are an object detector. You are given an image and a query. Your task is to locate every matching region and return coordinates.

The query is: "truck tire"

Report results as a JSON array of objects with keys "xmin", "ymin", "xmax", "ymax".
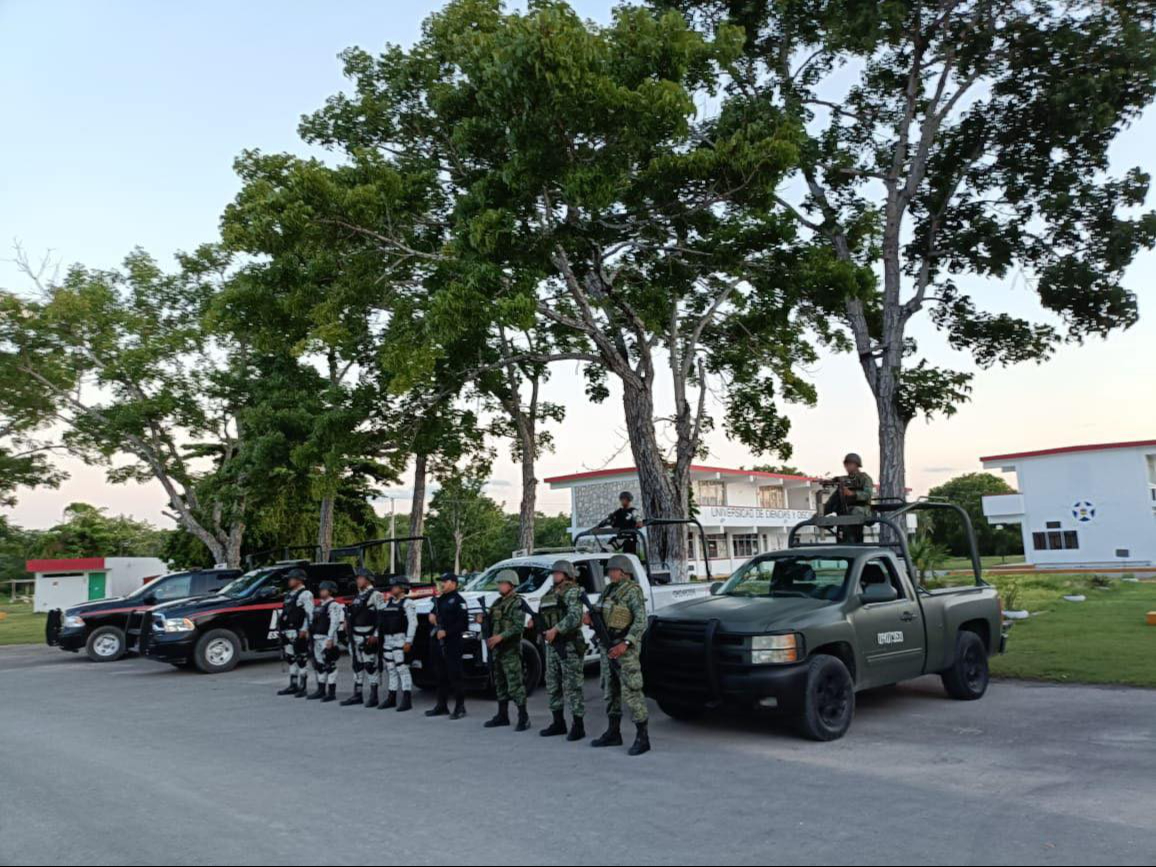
[
  {"xmin": 941, "ymin": 630, "xmax": 989, "ymax": 700},
  {"xmin": 796, "ymin": 654, "xmax": 855, "ymax": 741},
  {"xmin": 85, "ymin": 626, "xmax": 127, "ymax": 662},
  {"xmin": 521, "ymin": 640, "xmax": 543, "ymax": 697},
  {"xmin": 657, "ymin": 699, "xmax": 704, "ymax": 722},
  {"xmin": 193, "ymin": 629, "xmax": 241, "ymax": 674}
]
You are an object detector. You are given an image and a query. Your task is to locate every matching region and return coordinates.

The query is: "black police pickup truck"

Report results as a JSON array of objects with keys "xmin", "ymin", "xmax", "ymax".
[
  {"xmin": 45, "ymin": 568, "xmax": 241, "ymax": 662},
  {"xmin": 140, "ymin": 560, "xmax": 356, "ymax": 674}
]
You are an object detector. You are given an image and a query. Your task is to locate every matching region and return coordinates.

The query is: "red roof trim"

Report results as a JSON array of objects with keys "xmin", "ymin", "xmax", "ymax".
[
  {"xmin": 26, "ymin": 557, "xmax": 105, "ymax": 573},
  {"xmin": 544, "ymin": 465, "xmax": 819, "ymax": 484},
  {"xmin": 981, "ymin": 439, "xmax": 1156, "ymax": 463}
]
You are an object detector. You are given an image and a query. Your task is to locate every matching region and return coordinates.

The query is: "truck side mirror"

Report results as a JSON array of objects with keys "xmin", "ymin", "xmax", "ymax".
[
  {"xmin": 860, "ymin": 583, "xmax": 898, "ymax": 604},
  {"xmin": 709, "ymin": 582, "xmax": 724, "ymax": 596},
  {"xmin": 256, "ymin": 585, "xmax": 279, "ymax": 600}
]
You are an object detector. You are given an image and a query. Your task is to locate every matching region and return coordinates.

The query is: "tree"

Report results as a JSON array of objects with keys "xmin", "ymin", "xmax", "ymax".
[
  {"xmin": 927, "ymin": 471, "xmax": 1023, "ymax": 557},
  {"xmin": 426, "ymin": 470, "xmax": 507, "ymax": 574},
  {"xmin": 665, "ymin": 0, "xmax": 1156, "ymax": 498},
  {"xmin": 27, "ymin": 503, "xmax": 169, "ymax": 559},
  {"xmin": 748, "ymin": 463, "xmax": 806, "ymax": 476},
  {"xmin": 300, "ymin": 0, "xmax": 827, "ymax": 580}
]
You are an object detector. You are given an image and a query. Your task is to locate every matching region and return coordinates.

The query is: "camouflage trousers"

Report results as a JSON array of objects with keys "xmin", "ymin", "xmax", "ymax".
[
  {"xmin": 493, "ymin": 647, "xmax": 526, "ymax": 705},
  {"xmin": 601, "ymin": 645, "xmax": 648, "ymax": 723},
  {"xmin": 544, "ymin": 643, "xmax": 585, "ymax": 716}
]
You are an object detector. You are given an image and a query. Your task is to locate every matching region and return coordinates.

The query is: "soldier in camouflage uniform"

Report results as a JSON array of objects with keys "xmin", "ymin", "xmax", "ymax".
[
  {"xmin": 822, "ymin": 452, "xmax": 875, "ymax": 543},
  {"xmin": 481, "ymin": 570, "xmax": 530, "ymax": 731},
  {"xmin": 537, "ymin": 559, "xmax": 587, "ymax": 741},
  {"xmin": 340, "ymin": 568, "xmax": 385, "ymax": 708},
  {"xmin": 588, "ymin": 554, "xmax": 651, "ymax": 756}
]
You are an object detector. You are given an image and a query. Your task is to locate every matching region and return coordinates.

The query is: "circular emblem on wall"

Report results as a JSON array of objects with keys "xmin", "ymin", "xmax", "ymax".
[{"xmin": 1072, "ymin": 501, "xmax": 1096, "ymax": 523}]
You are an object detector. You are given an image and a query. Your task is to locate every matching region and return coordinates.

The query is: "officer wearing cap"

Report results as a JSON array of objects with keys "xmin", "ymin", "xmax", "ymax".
[
  {"xmin": 341, "ymin": 567, "xmax": 385, "ymax": 708},
  {"xmin": 537, "ymin": 559, "xmax": 587, "ymax": 741},
  {"xmin": 588, "ymin": 553, "xmax": 650, "ymax": 755},
  {"xmin": 597, "ymin": 491, "xmax": 643, "ymax": 554},
  {"xmin": 426, "ymin": 572, "xmax": 468, "ymax": 720},
  {"xmin": 480, "ymin": 569, "xmax": 530, "ymax": 731},
  {"xmin": 276, "ymin": 568, "xmax": 314, "ymax": 698},
  {"xmin": 308, "ymin": 580, "xmax": 344, "ymax": 703},
  {"xmin": 379, "ymin": 575, "xmax": 417, "ymax": 712},
  {"xmin": 822, "ymin": 452, "xmax": 875, "ymax": 544}
]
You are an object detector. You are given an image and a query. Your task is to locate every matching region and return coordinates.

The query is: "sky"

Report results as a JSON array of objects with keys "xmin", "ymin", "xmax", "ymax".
[{"xmin": 2, "ymin": 0, "xmax": 1154, "ymax": 530}]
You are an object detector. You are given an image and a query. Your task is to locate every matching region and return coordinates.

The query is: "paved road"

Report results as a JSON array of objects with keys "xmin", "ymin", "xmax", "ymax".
[{"xmin": 1, "ymin": 646, "xmax": 1154, "ymax": 866}]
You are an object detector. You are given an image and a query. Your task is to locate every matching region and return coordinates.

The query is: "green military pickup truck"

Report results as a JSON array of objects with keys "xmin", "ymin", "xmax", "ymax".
[{"xmin": 642, "ymin": 501, "xmax": 1005, "ymax": 741}]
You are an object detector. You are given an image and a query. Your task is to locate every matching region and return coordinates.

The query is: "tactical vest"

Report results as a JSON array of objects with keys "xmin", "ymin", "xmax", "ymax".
[
  {"xmin": 349, "ymin": 590, "xmax": 377, "ymax": 629},
  {"xmin": 598, "ymin": 581, "xmax": 637, "ymax": 642},
  {"xmin": 490, "ymin": 593, "xmax": 522, "ymax": 647},
  {"xmin": 539, "ymin": 581, "xmax": 586, "ymax": 654},
  {"xmin": 380, "ymin": 598, "xmax": 407, "ymax": 635},
  {"xmin": 281, "ymin": 589, "xmax": 306, "ymax": 630},
  {"xmin": 311, "ymin": 600, "xmax": 334, "ymax": 637}
]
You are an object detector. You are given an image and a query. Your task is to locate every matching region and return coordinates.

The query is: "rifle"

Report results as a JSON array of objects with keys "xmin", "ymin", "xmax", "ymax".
[
  {"xmin": 477, "ymin": 596, "xmax": 495, "ymax": 683},
  {"xmin": 520, "ymin": 597, "xmax": 567, "ymax": 661},
  {"xmin": 579, "ymin": 591, "xmax": 621, "ymax": 674}
]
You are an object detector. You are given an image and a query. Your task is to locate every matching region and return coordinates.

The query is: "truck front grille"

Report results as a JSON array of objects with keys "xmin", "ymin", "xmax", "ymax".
[{"xmin": 643, "ymin": 618, "xmax": 738, "ymax": 702}]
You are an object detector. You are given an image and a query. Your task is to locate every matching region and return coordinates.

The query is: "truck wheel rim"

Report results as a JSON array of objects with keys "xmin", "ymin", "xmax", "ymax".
[
  {"xmin": 963, "ymin": 646, "xmax": 985, "ymax": 690},
  {"xmin": 816, "ymin": 671, "xmax": 849, "ymax": 726},
  {"xmin": 94, "ymin": 635, "xmax": 121, "ymax": 657},
  {"xmin": 206, "ymin": 638, "xmax": 234, "ymax": 666}
]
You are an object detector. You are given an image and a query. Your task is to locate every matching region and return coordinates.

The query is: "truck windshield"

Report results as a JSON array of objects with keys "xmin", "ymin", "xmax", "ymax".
[
  {"xmin": 721, "ymin": 556, "xmax": 852, "ymax": 602},
  {"xmin": 219, "ymin": 569, "xmax": 275, "ymax": 598},
  {"xmin": 470, "ymin": 565, "xmax": 551, "ymax": 594},
  {"xmin": 126, "ymin": 572, "xmax": 188, "ymax": 599}
]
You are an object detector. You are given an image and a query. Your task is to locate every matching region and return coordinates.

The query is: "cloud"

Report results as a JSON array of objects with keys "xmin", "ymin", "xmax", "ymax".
[{"xmin": 922, "ymin": 466, "xmax": 960, "ymax": 474}]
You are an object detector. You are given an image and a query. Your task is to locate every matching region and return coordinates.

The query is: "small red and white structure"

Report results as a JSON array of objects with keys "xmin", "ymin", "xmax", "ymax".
[
  {"xmin": 981, "ymin": 439, "xmax": 1156, "ymax": 568},
  {"xmin": 545, "ymin": 465, "xmax": 824, "ymax": 578},
  {"xmin": 28, "ymin": 557, "xmax": 169, "ymax": 613}
]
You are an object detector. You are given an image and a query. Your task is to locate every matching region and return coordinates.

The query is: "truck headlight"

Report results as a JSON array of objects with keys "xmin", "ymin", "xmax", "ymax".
[
  {"xmin": 162, "ymin": 617, "xmax": 196, "ymax": 633},
  {"xmin": 750, "ymin": 634, "xmax": 801, "ymax": 665},
  {"xmin": 62, "ymin": 615, "xmax": 85, "ymax": 629}
]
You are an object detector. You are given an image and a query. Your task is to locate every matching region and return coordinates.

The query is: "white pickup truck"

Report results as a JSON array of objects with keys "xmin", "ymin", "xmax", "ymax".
[{"xmin": 410, "ymin": 549, "xmax": 717, "ymax": 693}]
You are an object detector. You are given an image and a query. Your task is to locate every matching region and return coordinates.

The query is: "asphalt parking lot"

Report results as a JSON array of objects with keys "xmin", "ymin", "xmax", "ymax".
[{"xmin": 1, "ymin": 646, "xmax": 1154, "ymax": 866}]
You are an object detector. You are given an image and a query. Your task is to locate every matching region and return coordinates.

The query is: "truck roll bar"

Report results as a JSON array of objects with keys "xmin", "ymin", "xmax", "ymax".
[
  {"xmin": 328, "ymin": 535, "xmax": 434, "ymax": 576},
  {"xmin": 572, "ymin": 517, "xmax": 713, "ymax": 583}
]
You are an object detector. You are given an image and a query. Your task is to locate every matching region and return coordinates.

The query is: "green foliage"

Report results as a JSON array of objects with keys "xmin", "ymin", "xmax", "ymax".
[
  {"xmin": 926, "ymin": 472, "xmax": 1024, "ymax": 558},
  {"xmin": 426, "ymin": 471, "xmax": 508, "ymax": 573},
  {"xmin": 906, "ymin": 531, "xmax": 948, "ymax": 582}
]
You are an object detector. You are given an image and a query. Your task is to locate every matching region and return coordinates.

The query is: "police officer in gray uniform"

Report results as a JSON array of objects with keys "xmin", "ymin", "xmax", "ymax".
[
  {"xmin": 341, "ymin": 568, "xmax": 386, "ymax": 708},
  {"xmin": 307, "ymin": 580, "xmax": 344, "ymax": 703},
  {"xmin": 379, "ymin": 575, "xmax": 418, "ymax": 712},
  {"xmin": 276, "ymin": 569, "xmax": 314, "ymax": 698}
]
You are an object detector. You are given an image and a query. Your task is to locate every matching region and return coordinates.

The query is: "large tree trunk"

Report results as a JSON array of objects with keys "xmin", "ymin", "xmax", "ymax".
[
  {"xmin": 516, "ymin": 425, "xmax": 537, "ymax": 554},
  {"xmin": 621, "ymin": 378, "xmax": 689, "ymax": 583},
  {"xmin": 874, "ymin": 378, "xmax": 908, "ymax": 502},
  {"xmin": 406, "ymin": 453, "xmax": 427, "ymax": 578},
  {"xmin": 317, "ymin": 495, "xmax": 335, "ymax": 562},
  {"xmin": 224, "ymin": 522, "xmax": 245, "ymax": 570}
]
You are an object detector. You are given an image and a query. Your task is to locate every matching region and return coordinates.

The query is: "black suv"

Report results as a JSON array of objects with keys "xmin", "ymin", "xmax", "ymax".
[
  {"xmin": 140, "ymin": 561, "xmax": 356, "ymax": 674},
  {"xmin": 45, "ymin": 569, "xmax": 241, "ymax": 662}
]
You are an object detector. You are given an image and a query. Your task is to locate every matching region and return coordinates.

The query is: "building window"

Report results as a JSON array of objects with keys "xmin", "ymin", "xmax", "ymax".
[
  {"xmin": 757, "ymin": 486, "xmax": 785, "ymax": 509},
  {"xmin": 1033, "ymin": 529, "xmax": 1079, "ymax": 551},
  {"xmin": 1046, "ymin": 521, "xmax": 1061, "ymax": 529},
  {"xmin": 696, "ymin": 480, "xmax": 727, "ymax": 506},
  {"xmin": 705, "ymin": 534, "xmax": 726, "ymax": 559},
  {"xmin": 732, "ymin": 534, "xmax": 759, "ymax": 558},
  {"xmin": 687, "ymin": 534, "xmax": 695, "ymax": 559},
  {"xmin": 1032, "ymin": 532, "xmax": 1046, "ymax": 551},
  {"xmin": 1117, "ymin": 548, "xmax": 1131, "ymax": 558}
]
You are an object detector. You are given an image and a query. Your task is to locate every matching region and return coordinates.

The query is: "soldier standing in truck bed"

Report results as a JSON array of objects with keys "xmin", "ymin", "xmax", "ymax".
[
  {"xmin": 597, "ymin": 491, "xmax": 643, "ymax": 554},
  {"xmin": 822, "ymin": 453, "xmax": 875, "ymax": 544}
]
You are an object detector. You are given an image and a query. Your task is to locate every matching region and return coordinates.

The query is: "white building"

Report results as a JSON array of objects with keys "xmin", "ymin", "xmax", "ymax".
[
  {"xmin": 29, "ymin": 556, "xmax": 169, "ymax": 613},
  {"xmin": 545, "ymin": 465, "xmax": 824, "ymax": 578},
  {"xmin": 981, "ymin": 439, "xmax": 1156, "ymax": 569}
]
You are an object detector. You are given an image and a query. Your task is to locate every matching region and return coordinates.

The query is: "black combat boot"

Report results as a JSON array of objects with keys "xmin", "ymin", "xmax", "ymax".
[
  {"xmin": 396, "ymin": 691, "xmax": 412, "ymax": 712},
  {"xmin": 425, "ymin": 689, "xmax": 450, "ymax": 717},
  {"xmin": 449, "ymin": 692, "xmax": 467, "ymax": 720},
  {"xmin": 484, "ymin": 701, "xmax": 510, "ymax": 728},
  {"xmin": 365, "ymin": 686, "xmax": 379, "ymax": 708},
  {"xmin": 380, "ymin": 690, "xmax": 397, "ymax": 710},
  {"xmin": 277, "ymin": 676, "xmax": 298, "ymax": 696},
  {"xmin": 321, "ymin": 683, "xmax": 337, "ymax": 703},
  {"xmin": 566, "ymin": 716, "xmax": 586, "ymax": 742},
  {"xmin": 539, "ymin": 709, "xmax": 568, "ymax": 738},
  {"xmin": 515, "ymin": 705, "xmax": 531, "ymax": 732},
  {"xmin": 306, "ymin": 680, "xmax": 326, "ymax": 700},
  {"xmin": 590, "ymin": 714, "xmax": 623, "ymax": 747},
  {"xmin": 294, "ymin": 677, "xmax": 309, "ymax": 698},
  {"xmin": 340, "ymin": 688, "xmax": 364, "ymax": 707},
  {"xmin": 627, "ymin": 721, "xmax": 651, "ymax": 756}
]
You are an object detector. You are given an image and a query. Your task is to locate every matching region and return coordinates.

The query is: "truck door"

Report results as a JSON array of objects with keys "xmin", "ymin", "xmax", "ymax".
[{"xmin": 849, "ymin": 556, "xmax": 925, "ymax": 688}]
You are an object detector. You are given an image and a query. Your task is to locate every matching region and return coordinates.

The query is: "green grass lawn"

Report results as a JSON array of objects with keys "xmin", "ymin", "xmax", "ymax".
[
  {"xmin": 986, "ymin": 574, "xmax": 1156, "ymax": 688},
  {"xmin": 0, "ymin": 601, "xmax": 46, "ymax": 647},
  {"xmin": 941, "ymin": 553, "xmax": 1025, "ymax": 571}
]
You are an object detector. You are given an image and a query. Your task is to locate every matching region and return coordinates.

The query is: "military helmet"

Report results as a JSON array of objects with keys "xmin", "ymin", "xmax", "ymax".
[
  {"xmin": 550, "ymin": 559, "xmax": 577, "ymax": 579},
  {"xmin": 606, "ymin": 554, "xmax": 634, "ymax": 576},
  {"xmin": 843, "ymin": 452, "xmax": 863, "ymax": 467},
  {"xmin": 286, "ymin": 568, "xmax": 307, "ymax": 584},
  {"xmin": 387, "ymin": 575, "xmax": 411, "ymax": 589},
  {"xmin": 618, "ymin": 490, "xmax": 634, "ymax": 502},
  {"xmin": 318, "ymin": 580, "xmax": 338, "ymax": 595},
  {"xmin": 494, "ymin": 568, "xmax": 519, "ymax": 587}
]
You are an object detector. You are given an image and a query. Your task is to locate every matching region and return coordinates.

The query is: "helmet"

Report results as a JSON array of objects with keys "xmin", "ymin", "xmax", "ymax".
[
  {"xmin": 318, "ymin": 580, "xmax": 338, "ymax": 595},
  {"xmin": 550, "ymin": 559, "xmax": 577, "ymax": 579},
  {"xmin": 843, "ymin": 453, "xmax": 863, "ymax": 468},
  {"xmin": 286, "ymin": 568, "xmax": 307, "ymax": 584},
  {"xmin": 607, "ymin": 554, "xmax": 634, "ymax": 576},
  {"xmin": 495, "ymin": 568, "xmax": 519, "ymax": 587},
  {"xmin": 387, "ymin": 575, "xmax": 411, "ymax": 589},
  {"xmin": 354, "ymin": 566, "xmax": 374, "ymax": 582},
  {"xmin": 618, "ymin": 491, "xmax": 634, "ymax": 502}
]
